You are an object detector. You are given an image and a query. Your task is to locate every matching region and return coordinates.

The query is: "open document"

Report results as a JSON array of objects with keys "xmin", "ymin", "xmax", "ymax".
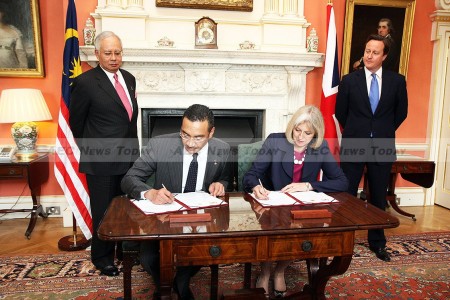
[
  {"xmin": 248, "ymin": 191, "xmax": 302, "ymax": 207},
  {"xmin": 175, "ymin": 192, "xmax": 226, "ymax": 208},
  {"xmin": 131, "ymin": 191, "xmax": 227, "ymax": 215},
  {"xmin": 248, "ymin": 191, "xmax": 337, "ymax": 207},
  {"xmin": 289, "ymin": 191, "xmax": 337, "ymax": 204},
  {"xmin": 131, "ymin": 199, "xmax": 186, "ymax": 215}
]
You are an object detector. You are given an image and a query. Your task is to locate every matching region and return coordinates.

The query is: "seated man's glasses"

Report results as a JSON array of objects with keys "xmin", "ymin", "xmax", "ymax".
[{"xmin": 180, "ymin": 131, "xmax": 206, "ymax": 143}]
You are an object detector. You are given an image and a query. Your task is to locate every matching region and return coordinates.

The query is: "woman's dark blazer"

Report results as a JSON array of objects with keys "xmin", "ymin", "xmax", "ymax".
[{"xmin": 243, "ymin": 133, "xmax": 348, "ymax": 193}]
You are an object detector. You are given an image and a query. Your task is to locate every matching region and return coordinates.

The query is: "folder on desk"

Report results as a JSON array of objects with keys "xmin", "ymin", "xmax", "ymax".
[
  {"xmin": 248, "ymin": 191, "xmax": 337, "ymax": 207},
  {"xmin": 131, "ymin": 191, "xmax": 227, "ymax": 215}
]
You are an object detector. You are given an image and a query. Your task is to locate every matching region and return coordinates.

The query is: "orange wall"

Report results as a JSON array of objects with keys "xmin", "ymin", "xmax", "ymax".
[{"xmin": 0, "ymin": 0, "xmax": 436, "ymax": 196}]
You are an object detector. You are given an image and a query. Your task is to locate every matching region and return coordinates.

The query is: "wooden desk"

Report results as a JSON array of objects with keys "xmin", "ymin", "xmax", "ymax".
[
  {"xmin": 98, "ymin": 193, "xmax": 398, "ymax": 300},
  {"xmin": 363, "ymin": 158, "xmax": 435, "ymax": 221},
  {"xmin": 0, "ymin": 154, "xmax": 49, "ymax": 238}
]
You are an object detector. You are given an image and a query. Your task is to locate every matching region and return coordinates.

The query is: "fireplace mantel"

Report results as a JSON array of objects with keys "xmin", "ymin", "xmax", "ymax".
[
  {"xmin": 79, "ymin": 46, "xmax": 324, "ymax": 140},
  {"xmin": 80, "ymin": 47, "xmax": 323, "ymax": 68}
]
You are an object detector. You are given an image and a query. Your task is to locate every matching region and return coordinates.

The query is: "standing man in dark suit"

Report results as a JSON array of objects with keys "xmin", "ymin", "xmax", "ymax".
[
  {"xmin": 121, "ymin": 104, "xmax": 231, "ymax": 300},
  {"xmin": 336, "ymin": 34, "xmax": 408, "ymax": 262},
  {"xmin": 69, "ymin": 31, "xmax": 139, "ymax": 276}
]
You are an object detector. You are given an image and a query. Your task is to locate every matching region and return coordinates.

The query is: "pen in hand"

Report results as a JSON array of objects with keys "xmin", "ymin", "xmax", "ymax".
[
  {"xmin": 161, "ymin": 184, "xmax": 174, "ymax": 203},
  {"xmin": 257, "ymin": 179, "xmax": 269, "ymax": 199}
]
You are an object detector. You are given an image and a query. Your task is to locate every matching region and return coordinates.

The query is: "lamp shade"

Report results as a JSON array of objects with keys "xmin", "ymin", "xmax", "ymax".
[
  {"xmin": 0, "ymin": 89, "xmax": 52, "ymax": 123},
  {"xmin": 0, "ymin": 89, "xmax": 52, "ymax": 160}
]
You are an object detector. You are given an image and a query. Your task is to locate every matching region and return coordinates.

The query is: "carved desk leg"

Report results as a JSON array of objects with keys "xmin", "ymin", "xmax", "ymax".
[
  {"xmin": 301, "ymin": 255, "xmax": 352, "ymax": 300},
  {"xmin": 386, "ymin": 173, "xmax": 416, "ymax": 221},
  {"xmin": 160, "ymin": 240, "xmax": 174, "ymax": 299},
  {"xmin": 122, "ymin": 250, "xmax": 137, "ymax": 300}
]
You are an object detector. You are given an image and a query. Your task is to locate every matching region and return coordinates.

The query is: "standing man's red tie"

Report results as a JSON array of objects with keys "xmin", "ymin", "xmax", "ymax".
[{"xmin": 114, "ymin": 73, "xmax": 132, "ymax": 120}]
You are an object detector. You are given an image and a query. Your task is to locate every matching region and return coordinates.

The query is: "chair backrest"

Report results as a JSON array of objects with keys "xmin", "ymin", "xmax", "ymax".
[{"xmin": 237, "ymin": 140, "xmax": 264, "ymax": 191}]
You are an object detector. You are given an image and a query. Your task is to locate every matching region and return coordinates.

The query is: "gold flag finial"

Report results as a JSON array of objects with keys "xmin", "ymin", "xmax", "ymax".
[{"xmin": 328, "ymin": 0, "xmax": 333, "ymax": 4}]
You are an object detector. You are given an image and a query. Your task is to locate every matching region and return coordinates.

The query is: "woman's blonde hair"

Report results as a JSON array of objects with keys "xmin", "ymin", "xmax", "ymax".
[{"xmin": 285, "ymin": 105, "xmax": 324, "ymax": 149}]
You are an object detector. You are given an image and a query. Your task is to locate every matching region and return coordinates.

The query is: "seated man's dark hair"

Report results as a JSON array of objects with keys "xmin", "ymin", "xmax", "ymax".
[{"xmin": 183, "ymin": 104, "xmax": 215, "ymax": 131}]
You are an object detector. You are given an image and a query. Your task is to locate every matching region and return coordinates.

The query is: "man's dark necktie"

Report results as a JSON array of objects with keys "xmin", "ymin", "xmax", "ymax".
[{"xmin": 184, "ymin": 153, "xmax": 198, "ymax": 193}]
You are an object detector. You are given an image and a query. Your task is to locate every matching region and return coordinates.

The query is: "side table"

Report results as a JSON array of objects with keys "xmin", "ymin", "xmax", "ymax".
[{"xmin": 0, "ymin": 153, "xmax": 49, "ymax": 238}]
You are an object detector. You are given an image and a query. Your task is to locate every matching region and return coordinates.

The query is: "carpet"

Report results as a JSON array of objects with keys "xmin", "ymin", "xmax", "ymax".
[{"xmin": 0, "ymin": 232, "xmax": 449, "ymax": 299}]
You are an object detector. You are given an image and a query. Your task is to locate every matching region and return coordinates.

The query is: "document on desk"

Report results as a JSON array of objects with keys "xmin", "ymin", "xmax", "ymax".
[
  {"xmin": 131, "ymin": 192, "xmax": 227, "ymax": 215},
  {"xmin": 289, "ymin": 191, "xmax": 337, "ymax": 204},
  {"xmin": 131, "ymin": 199, "xmax": 187, "ymax": 215},
  {"xmin": 175, "ymin": 191, "xmax": 227, "ymax": 209},
  {"xmin": 249, "ymin": 191, "xmax": 337, "ymax": 207},
  {"xmin": 249, "ymin": 191, "xmax": 302, "ymax": 207}
]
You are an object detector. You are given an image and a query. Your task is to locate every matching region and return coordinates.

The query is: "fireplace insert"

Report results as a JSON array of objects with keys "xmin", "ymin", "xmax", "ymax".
[{"xmin": 141, "ymin": 108, "xmax": 264, "ymax": 191}]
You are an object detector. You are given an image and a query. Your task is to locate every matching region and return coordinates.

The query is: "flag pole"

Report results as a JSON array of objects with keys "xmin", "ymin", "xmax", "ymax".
[{"xmin": 58, "ymin": 213, "xmax": 91, "ymax": 251}]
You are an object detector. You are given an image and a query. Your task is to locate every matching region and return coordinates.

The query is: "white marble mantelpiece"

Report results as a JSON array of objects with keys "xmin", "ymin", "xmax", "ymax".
[
  {"xmin": 80, "ymin": 47, "xmax": 322, "ymax": 67},
  {"xmin": 80, "ymin": 46, "xmax": 323, "ymax": 142}
]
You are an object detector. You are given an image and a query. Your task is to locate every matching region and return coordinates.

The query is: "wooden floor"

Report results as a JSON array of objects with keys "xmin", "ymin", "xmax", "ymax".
[{"xmin": 1, "ymin": 205, "xmax": 450, "ymax": 255}]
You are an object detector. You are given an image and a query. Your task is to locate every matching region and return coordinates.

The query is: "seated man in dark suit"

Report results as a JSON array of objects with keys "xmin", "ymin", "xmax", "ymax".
[{"xmin": 121, "ymin": 104, "xmax": 232, "ymax": 300}]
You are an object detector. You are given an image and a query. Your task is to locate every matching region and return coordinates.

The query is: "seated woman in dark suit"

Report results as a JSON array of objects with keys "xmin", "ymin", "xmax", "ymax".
[{"xmin": 243, "ymin": 105, "xmax": 348, "ymax": 297}]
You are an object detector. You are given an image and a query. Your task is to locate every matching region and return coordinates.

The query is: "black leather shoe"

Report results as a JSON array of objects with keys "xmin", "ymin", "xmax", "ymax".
[
  {"xmin": 369, "ymin": 246, "xmax": 391, "ymax": 262},
  {"xmin": 99, "ymin": 265, "xmax": 119, "ymax": 276}
]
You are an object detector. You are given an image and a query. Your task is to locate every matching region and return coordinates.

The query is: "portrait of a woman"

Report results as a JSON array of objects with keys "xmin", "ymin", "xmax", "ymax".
[{"xmin": 0, "ymin": 3, "xmax": 28, "ymax": 69}]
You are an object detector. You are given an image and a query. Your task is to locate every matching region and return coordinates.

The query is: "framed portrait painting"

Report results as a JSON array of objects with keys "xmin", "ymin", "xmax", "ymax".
[
  {"xmin": 156, "ymin": 0, "xmax": 253, "ymax": 12},
  {"xmin": 341, "ymin": 0, "xmax": 416, "ymax": 77},
  {"xmin": 0, "ymin": 0, "xmax": 44, "ymax": 77}
]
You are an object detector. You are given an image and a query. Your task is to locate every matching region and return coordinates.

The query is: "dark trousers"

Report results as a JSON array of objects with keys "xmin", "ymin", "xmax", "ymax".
[
  {"xmin": 86, "ymin": 174, "xmax": 125, "ymax": 268},
  {"xmin": 140, "ymin": 240, "xmax": 201, "ymax": 300},
  {"xmin": 341, "ymin": 161, "xmax": 392, "ymax": 249}
]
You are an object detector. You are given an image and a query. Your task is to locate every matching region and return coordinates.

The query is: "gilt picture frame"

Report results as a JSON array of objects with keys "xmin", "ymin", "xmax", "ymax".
[
  {"xmin": 0, "ymin": 0, "xmax": 44, "ymax": 77},
  {"xmin": 341, "ymin": 0, "xmax": 416, "ymax": 77},
  {"xmin": 156, "ymin": 0, "xmax": 253, "ymax": 12}
]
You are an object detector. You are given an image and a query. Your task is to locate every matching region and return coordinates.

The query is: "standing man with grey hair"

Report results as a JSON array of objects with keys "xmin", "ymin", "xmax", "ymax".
[{"xmin": 69, "ymin": 31, "xmax": 139, "ymax": 276}]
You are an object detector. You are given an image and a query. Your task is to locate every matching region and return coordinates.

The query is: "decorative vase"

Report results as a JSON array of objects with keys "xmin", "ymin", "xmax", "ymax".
[
  {"xmin": 11, "ymin": 121, "xmax": 38, "ymax": 158},
  {"xmin": 83, "ymin": 17, "xmax": 96, "ymax": 46},
  {"xmin": 307, "ymin": 28, "xmax": 319, "ymax": 53}
]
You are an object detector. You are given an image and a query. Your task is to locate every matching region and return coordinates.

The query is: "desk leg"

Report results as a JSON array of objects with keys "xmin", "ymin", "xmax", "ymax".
[
  {"xmin": 25, "ymin": 158, "xmax": 49, "ymax": 239},
  {"xmin": 387, "ymin": 173, "xmax": 416, "ymax": 221},
  {"xmin": 244, "ymin": 262, "xmax": 252, "ymax": 289},
  {"xmin": 286, "ymin": 255, "xmax": 352, "ymax": 300},
  {"xmin": 160, "ymin": 240, "xmax": 174, "ymax": 300},
  {"xmin": 210, "ymin": 264, "xmax": 219, "ymax": 300},
  {"xmin": 122, "ymin": 251, "xmax": 135, "ymax": 300},
  {"xmin": 363, "ymin": 172, "xmax": 416, "ymax": 221},
  {"xmin": 24, "ymin": 190, "xmax": 48, "ymax": 239}
]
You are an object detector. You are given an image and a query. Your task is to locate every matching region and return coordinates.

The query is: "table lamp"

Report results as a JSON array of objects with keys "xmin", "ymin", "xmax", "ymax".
[{"xmin": 0, "ymin": 89, "xmax": 52, "ymax": 160}]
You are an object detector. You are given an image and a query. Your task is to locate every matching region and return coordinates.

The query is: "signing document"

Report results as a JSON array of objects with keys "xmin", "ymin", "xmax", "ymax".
[
  {"xmin": 249, "ymin": 191, "xmax": 337, "ymax": 207},
  {"xmin": 249, "ymin": 191, "xmax": 301, "ymax": 207},
  {"xmin": 131, "ymin": 191, "xmax": 226, "ymax": 215},
  {"xmin": 289, "ymin": 191, "xmax": 337, "ymax": 204}
]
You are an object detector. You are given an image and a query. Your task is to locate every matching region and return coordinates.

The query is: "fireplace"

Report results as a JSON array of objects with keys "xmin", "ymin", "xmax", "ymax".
[{"xmin": 141, "ymin": 108, "xmax": 264, "ymax": 191}]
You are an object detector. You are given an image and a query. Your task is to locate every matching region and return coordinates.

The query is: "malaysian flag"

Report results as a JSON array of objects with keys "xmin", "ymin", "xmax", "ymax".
[
  {"xmin": 54, "ymin": 0, "xmax": 92, "ymax": 239},
  {"xmin": 320, "ymin": 2, "xmax": 341, "ymax": 160}
]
